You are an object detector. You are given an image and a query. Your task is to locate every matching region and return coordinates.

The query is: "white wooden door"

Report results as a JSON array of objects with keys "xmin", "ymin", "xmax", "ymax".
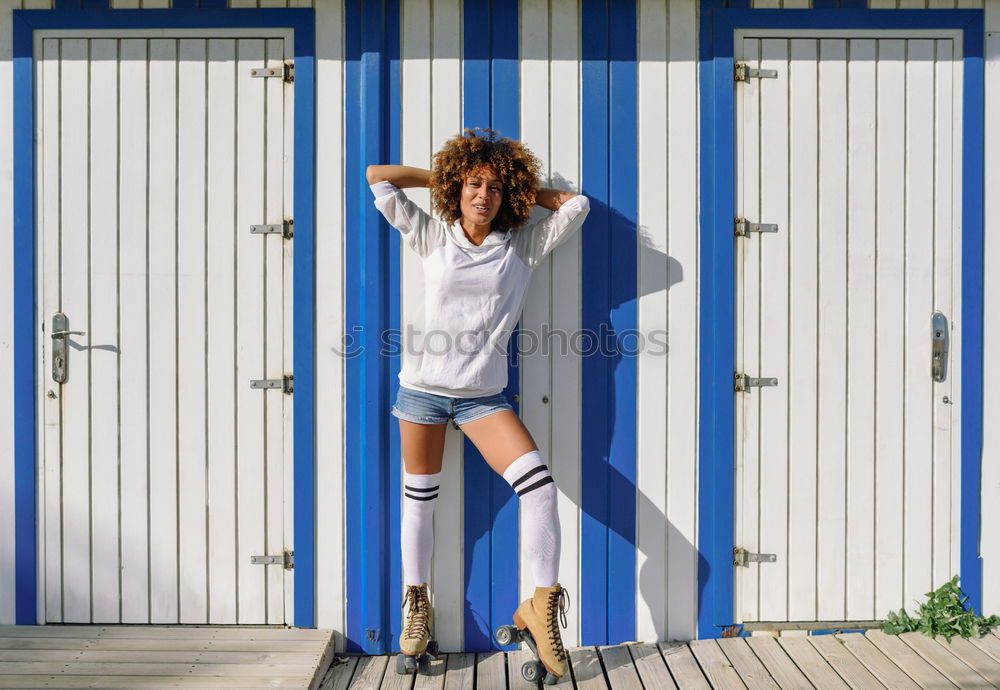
[
  {"xmin": 36, "ymin": 34, "xmax": 294, "ymax": 624},
  {"xmin": 735, "ymin": 34, "xmax": 962, "ymax": 624}
]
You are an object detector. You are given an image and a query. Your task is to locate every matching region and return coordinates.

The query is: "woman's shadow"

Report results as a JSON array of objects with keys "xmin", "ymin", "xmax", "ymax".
[{"xmin": 463, "ymin": 173, "xmax": 710, "ymax": 650}]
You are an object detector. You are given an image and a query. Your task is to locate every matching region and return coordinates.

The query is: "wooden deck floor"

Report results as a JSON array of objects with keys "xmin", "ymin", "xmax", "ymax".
[
  {"xmin": 0, "ymin": 624, "xmax": 336, "ymax": 689},
  {"xmin": 321, "ymin": 627, "xmax": 1000, "ymax": 689}
]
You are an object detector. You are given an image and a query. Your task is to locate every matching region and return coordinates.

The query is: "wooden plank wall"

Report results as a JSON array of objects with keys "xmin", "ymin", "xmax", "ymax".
[{"xmin": 0, "ymin": 0, "xmax": 998, "ymax": 645}]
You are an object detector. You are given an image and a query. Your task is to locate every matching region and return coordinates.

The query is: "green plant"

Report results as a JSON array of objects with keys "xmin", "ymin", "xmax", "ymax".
[{"xmin": 882, "ymin": 575, "xmax": 1000, "ymax": 642}]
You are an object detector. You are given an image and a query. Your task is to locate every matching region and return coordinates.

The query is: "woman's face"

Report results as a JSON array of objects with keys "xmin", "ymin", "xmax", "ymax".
[{"xmin": 459, "ymin": 165, "xmax": 504, "ymax": 229}]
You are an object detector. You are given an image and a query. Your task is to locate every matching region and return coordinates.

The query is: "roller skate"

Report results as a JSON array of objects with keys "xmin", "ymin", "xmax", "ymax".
[
  {"xmin": 395, "ymin": 583, "xmax": 440, "ymax": 675},
  {"xmin": 495, "ymin": 584, "xmax": 570, "ymax": 685}
]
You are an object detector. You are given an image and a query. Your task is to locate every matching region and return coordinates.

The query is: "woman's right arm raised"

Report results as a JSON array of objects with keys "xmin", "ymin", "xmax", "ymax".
[{"xmin": 365, "ymin": 164, "xmax": 431, "ymax": 188}]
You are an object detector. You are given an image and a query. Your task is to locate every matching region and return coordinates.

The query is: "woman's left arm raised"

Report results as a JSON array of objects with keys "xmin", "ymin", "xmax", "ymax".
[{"xmin": 534, "ymin": 187, "xmax": 580, "ymax": 211}]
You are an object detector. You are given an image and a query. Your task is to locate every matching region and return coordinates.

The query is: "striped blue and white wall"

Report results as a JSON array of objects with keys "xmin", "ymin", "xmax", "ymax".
[{"xmin": 1, "ymin": 0, "xmax": 998, "ymax": 654}]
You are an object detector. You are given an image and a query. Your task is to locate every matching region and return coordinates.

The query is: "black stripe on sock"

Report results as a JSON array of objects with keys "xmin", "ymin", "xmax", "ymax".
[
  {"xmin": 404, "ymin": 484, "xmax": 439, "ymax": 493},
  {"xmin": 516, "ymin": 475, "xmax": 554, "ymax": 497},
  {"xmin": 510, "ymin": 465, "xmax": 547, "ymax": 490},
  {"xmin": 405, "ymin": 492, "xmax": 439, "ymax": 502}
]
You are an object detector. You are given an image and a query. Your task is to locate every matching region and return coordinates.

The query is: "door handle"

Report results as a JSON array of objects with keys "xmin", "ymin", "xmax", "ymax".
[
  {"xmin": 51, "ymin": 312, "xmax": 85, "ymax": 384},
  {"xmin": 932, "ymin": 311, "xmax": 948, "ymax": 383}
]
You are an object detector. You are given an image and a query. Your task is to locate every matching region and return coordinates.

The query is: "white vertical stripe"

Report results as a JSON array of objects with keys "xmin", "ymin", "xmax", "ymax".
[
  {"xmin": 148, "ymin": 37, "xmax": 180, "ymax": 624},
  {"xmin": 206, "ymin": 38, "xmax": 237, "ymax": 624},
  {"xmin": 518, "ymin": 0, "xmax": 551, "ymax": 608},
  {"xmin": 637, "ymin": 0, "xmax": 668, "ymax": 644},
  {"xmin": 89, "ymin": 38, "xmax": 121, "ymax": 624},
  {"xmin": 263, "ymin": 36, "xmax": 287, "ymax": 627},
  {"xmin": 930, "ymin": 39, "xmax": 955, "ymax": 593},
  {"xmin": 41, "ymin": 37, "xmax": 63, "ymax": 623},
  {"xmin": 548, "ymin": 0, "xmax": 582, "ymax": 647},
  {"xmin": 903, "ymin": 38, "xmax": 936, "ymax": 611},
  {"xmin": 119, "ymin": 37, "xmax": 150, "ymax": 623},
  {"xmin": 757, "ymin": 37, "xmax": 790, "ymax": 622},
  {"xmin": 665, "ymin": 0, "xmax": 699, "ymax": 642},
  {"xmin": 845, "ymin": 38, "xmax": 877, "ymax": 621},
  {"xmin": 787, "ymin": 37, "xmax": 818, "ymax": 623},
  {"xmin": 429, "ymin": 0, "xmax": 465, "ymax": 652},
  {"xmin": 177, "ymin": 37, "xmax": 209, "ymax": 625},
  {"xmin": 736, "ymin": 37, "xmax": 762, "ymax": 624},
  {"xmin": 59, "ymin": 37, "xmax": 92, "ymax": 625},
  {"xmin": 315, "ymin": 0, "xmax": 345, "ymax": 640},
  {"xmin": 279, "ymin": 33, "xmax": 296, "ymax": 627},
  {"xmin": 874, "ymin": 38, "xmax": 906, "ymax": 617},
  {"xmin": 816, "ymin": 38, "xmax": 848, "ymax": 621},
  {"xmin": 235, "ymin": 38, "xmax": 267, "ymax": 625}
]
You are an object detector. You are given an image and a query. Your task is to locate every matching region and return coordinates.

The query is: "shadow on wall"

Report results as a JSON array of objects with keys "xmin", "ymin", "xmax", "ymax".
[{"xmin": 461, "ymin": 173, "xmax": 707, "ymax": 644}]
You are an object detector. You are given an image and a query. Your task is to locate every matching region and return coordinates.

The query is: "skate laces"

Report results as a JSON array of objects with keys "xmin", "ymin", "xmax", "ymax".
[
  {"xmin": 545, "ymin": 587, "xmax": 570, "ymax": 661},
  {"xmin": 402, "ymin": 585, "xmax": 431, "ymax": 641}
]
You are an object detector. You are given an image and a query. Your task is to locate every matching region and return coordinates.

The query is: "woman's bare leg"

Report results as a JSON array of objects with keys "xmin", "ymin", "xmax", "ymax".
[
  {"xmin": 457, "ymin": 410, "xmax": 538, "ymax": 475},
  {"xmin": 398, "ymin": 419, "xmax": 449, "ymax": 474}
]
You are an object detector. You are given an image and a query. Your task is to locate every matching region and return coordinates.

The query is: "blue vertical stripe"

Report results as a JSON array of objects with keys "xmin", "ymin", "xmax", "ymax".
[
  {"xmin": 580, "ymin": 0, "xmax": 637, "ymax": 646},
  {"xmin": 696, "ymin": 0, "xmax": 735, "ymax": 640},
  {"xmin": 12, "ymin": 11, "xmax": 38, "ymax": 626},
  {"xmin": 462, "ymin": 0, "xmax": 521, "ymax": 652},
  {"xmin": 959, "ymin": 10, "xmax": 984, "ymax": 616},
  {"xmin": 345, "ymin": 0, "xmax": 399, "ymax": 652}
]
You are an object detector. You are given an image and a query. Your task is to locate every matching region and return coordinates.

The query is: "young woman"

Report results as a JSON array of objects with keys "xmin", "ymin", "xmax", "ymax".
[{"xmin": 366, "ymin": 128, "xmax": 590, "ymax": 683}]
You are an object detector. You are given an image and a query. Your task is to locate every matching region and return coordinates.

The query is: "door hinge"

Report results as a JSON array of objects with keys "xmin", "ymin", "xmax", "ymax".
[
  {"xmin": 733, "ymin": 547, "xmax": 776, "ymax": 567},
  {"xmin": 250, "ymin": 219, "xmax": 293, "ymax": 239},
  {"xmin": 250, "ymin": 60, "xmax": 294, "ymax": 83},
  {"xmin": 251, "ymin": 550, "xmax": 294, "ymax": 570},
  {"xmin": 250, "ymin": 374, "xmax": 293, "ymax": 394},
  {"xmin": 734, "ymin": 217, "xmax": 779, "ymax": 237},
  {"xmin": 734, "ymin": 372, "xmax": 778, "ymax": 393},
  {"xmin": 735, "ymin": 62, "xmax": 778, "ymax": 82}
]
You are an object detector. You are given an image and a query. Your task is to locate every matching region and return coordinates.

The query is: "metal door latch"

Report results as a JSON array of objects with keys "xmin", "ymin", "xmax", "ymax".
[
  {"xmin": 735, "ymin": 217, "xmax": 779, "ymax": 237},
  {"xmin": 250, "ymin": 375, "xmax": 293, "ymax": 394},
  {"xmin": 932, "ymin": 311, "xmax": 948, "ymax": 382},
  {"xmin": 250, "ymin": 60, "xmax": 294, "ymax": 83},
  {"xmin": 250, "ymin": 219, "xmax": 293, "ymax": 239},
  {"xmin": 733, "ymin": 547, "xmax": 777, "ymax": 567},
  {"xmin": 51, "ymin": 312, "xmax": 86, "ymax": 384},
  {"xmin": 251, "ymin": 550, "xmax": 294, "ymax": 569},
  {"xmin": 734, "ymin": 372, "xmax": 778, "ymax": 392},
  {"xmin": 735, "ymin": 62, "xmax": 778, "ymax": 81}
]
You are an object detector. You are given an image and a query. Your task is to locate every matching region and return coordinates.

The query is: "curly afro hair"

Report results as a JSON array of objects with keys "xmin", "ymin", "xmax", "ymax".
[{"xmin": 430, "ymin": 128, "xmax": 541, "ymax": 233}]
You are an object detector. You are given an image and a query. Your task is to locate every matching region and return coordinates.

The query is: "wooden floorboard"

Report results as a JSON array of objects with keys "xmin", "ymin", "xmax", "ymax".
[
  {"xmin": 0, "ymin": 625, "xmax": 334, "ymax": 690},
  {"xmin": 598, "ymin": 644, "xmax": 642, "ymax": 689},
  {"xmin": 835, "ymin": 632, "xmax": 919, "ymax": 689},
  {"xmin": 717, "ymin": 637, "xmax": 781, "ymax": 689},
  {"xmin": 6, "ymin": 625, "xmax": 996, "ymax": 689},
  {"xmin": 627, "ymin": 642, "xmax": 678, "ymax": 690},
  {"xmin": 689, "ymin": 639, "xmax": 747, "ymax": 689},
  {"xmin": 898, "ymin": 631, "xmax": 996, "ymax": 688},
  {"xmin": 743, "ymin": 636, "xmax": 813, "ymax": 689}
]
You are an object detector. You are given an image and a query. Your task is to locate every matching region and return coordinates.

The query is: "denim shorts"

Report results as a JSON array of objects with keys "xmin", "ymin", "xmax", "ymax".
[{"xmin": 391, "ymin": 385, "xmax": 514, "ymax": 426}]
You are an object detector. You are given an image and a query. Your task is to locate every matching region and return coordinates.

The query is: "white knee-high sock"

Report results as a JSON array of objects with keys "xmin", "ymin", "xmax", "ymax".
[
  {"xmin": 502, "ymin": 450, "xmax": 561, "ymax": 588},
  {"xmin": 401, "ymin": 470, "xmax": 441, "ymax": 587}
]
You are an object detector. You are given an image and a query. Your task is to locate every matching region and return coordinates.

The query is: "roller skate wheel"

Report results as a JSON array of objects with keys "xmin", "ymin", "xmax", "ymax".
[
  {"xmin": 418, "ymin": 654, "xmax": 432, "ymax": 675},
  {"xmin": 395, "ymin": 653, "xmax": 417, "ymax": 675},
  {"xmin": 543, "ymin": 671, "xmax": 560, "ymax": 685},
  {"xmin": 426, "ymin": 640, "xmax": 440, "ymax": 658},
  {"xmin": 495, "ymin": 625, "xmax": 519, "ymax": 646},
  {"xmin": 521, "ymin": 660, "xmax": 544, "ymax": 683}
]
